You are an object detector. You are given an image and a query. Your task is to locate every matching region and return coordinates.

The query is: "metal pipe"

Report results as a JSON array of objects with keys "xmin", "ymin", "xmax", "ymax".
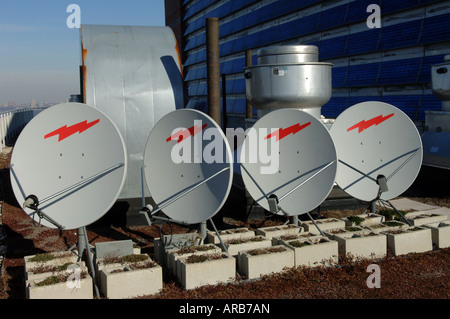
[
  {"xmin": 81, "ymin": 227, "xmax": 100, "ymax": 298},
  {"xmin": 209, "ymin": 218, "xmax": 228, "ymax": 254},
  {"xmin": 306, "ymin": 212, "xmax": 325, "ymax": 236},
  {"xmin": 206, "ymin": 17, "xmax": 221, "ymax": 128},
  {"xmin": 222, "ymin": 73, "xmax": 227, "ymax": 130},
  {"xmin": 245, "ymin": 50, "xmax": 253, "ymax": 119}
]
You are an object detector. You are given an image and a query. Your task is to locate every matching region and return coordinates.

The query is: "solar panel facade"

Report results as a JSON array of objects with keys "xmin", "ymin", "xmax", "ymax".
[{"xmin": 172, "ymin": 0, "xmax": 450, "ymax": 124}]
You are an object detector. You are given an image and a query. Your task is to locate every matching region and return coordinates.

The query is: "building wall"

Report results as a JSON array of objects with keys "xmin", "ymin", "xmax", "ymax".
[
  {"xmin": 165, "ymin": 0, "xmax": 185, "ymax": 56},
  {"xmin": 167, "ymin": 0, "xmax": 450, "ymax": 127}
]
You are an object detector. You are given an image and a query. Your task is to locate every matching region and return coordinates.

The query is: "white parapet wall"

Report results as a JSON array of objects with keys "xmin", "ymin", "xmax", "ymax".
[{"xmin": 0, "ymin": 109, "xmax": 37, "ymax": 151}]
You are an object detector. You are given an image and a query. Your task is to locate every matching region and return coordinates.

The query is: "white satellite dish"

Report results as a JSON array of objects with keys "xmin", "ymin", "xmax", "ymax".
[
  {"xmin": 330, "ymin": 101, "xmax": 423, "ymax": 202},
  {"xmin": 142, "ymin": 109, "xmax": 233, "ymax": 225},
  {"xmin": 240, "ymin": 108, "xmax": 338, "ymax": 217},
  {"xmin": 9, "ymin": 103, "xmax": 127, "ymax": 230}
]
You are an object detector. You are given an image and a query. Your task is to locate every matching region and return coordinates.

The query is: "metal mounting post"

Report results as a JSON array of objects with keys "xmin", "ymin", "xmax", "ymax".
[
  {"xmin": 209, "ymin": 218, "xmax": 228, "ymax": 254},
  {"xmin": 306, "ymin": 212, "xmax": 325, "ymax": 236}
]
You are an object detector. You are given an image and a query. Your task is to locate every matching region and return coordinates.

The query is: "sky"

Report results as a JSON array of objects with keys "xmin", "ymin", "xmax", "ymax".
[{"xmin": 0, "ymin": 0, "xmax": 166, "ymax": 107}]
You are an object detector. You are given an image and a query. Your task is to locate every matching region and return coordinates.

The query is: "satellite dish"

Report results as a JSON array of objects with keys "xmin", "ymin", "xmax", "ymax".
[
  {"xmin": 240, "ymin": 108, "xmax": 338, "ymax": 216},
  {"xmin": 9, "ymin": 103, "xmax": 127, "ymax": 230},
  {"xmin": 143, "ymin": 109, "xmax": 233, "ymax": 225},
  {"xmin": 329, "ymin": 101, "xmax": 423, "ymax": 202}
]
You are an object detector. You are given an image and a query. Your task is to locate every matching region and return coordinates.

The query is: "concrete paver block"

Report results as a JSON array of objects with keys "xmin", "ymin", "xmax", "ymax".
[
  {"xmin": 424, "ymin": 221, "xmax": 450, "ymax": 248},
  {"xmin": 238, "ymin": 245, "xmax": 294, "ymax": 280},
  {"xmin": 255, "ymin": 225, "xmax": 302, "ymax": 239},
  {"xmin": 282, "ymin": 236, "xmax": 338, "ymax": 267},
  {"xmin": 178, "ymin": 252, "xmax": 236, "ymax": 290},
  {"xmin": 207, "ymin": 227, "xmax": 256, "ymax": 244},
  {"xmin": 382, "ymin": 226, "xmax": 432, "ymax": 256}
]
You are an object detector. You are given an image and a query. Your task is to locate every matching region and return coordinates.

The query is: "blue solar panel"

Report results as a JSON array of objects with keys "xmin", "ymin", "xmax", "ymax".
[
  {"xmin": 346, "ymin": 0, "xmax": 380, "ymax": 24},
  {"xmin": 243, "ymin": 32, "xmax": 260, "ymax": 51},
  {"xmin": 232, "ymin": 37, "xmax": 246, "ymax": 53},
  {"xmin": 232, "ymin": 15, "xmax": 246, "ymax": 33},
  {"xmin": 378, "ymin": 58, "xmax": 421, "ymax": 85},
  {"xmin": 418, "ymin": 54, "xmax": 446, "ymax": 83},
  {"xmin": 187, "ymin": 83, "xmax": 198, "ymax": 96},
  {"xmin": 347, "ymin": 95, "xmax": 381, "ymax": 107},
  {"xmin": 220, "ymin": 41, "xmax": 233, "ymax": 56},
  {"xmin": 378, "ymin": 19, "xmax": 422, "ymax": 51},
  {"xmin": 318, "ymin": 35, "xmax": 348, "ymax": 60},
  {"xmin": 346, "ymin": 63, "xmax": 380, "ymax": 87},
  {"xmin": 243, "ymin": 10, "xmax": 260, "ymax": 29},
  {"xmin": 184, "ymin": 51, "xmax": 198, "ymax": 67},
  {"xmin": 222, "ymin": 60, "xmax": 233, "ymax": 74},
  {"xmin": 380, "ymin": 0, "xmax": 420, "ymax": 15},
  {"xmin": 347, "ymin": 29, "xmax": 381, "ymax": 56},
  {"xmin": 420, "ymin": 94, "xmax": 442, "ymax": 120},
  {"xmin": 184, "ymin": 67, "xmax": 197, "ymax": 82},
  {"xmin": 380, "ymin": 95, "xmax": 421, "ymax": 120},
  {"xmin": 276, "ymin": 20, "xmax": 297, "ymax": 43},
  {"xmin": 259, "ymin": 2, "xmax": 278, "ymax": 23},
  {"xmin": 292, "ymin": 0, "xmax": 323, "ymax": 11},
  {"xmin": 185, "ymin": 37, "xmax": 195, "ymax": 51},
  {"xmin": 332, "ymin": 66, "xmax": 348, "ymax": 88},
  {"xmin": 318, "ymin": 4, "xmax": 348, "ymax": 31},
  {"xmin": 186, "ymin": 98, "xmax": 208, "ymax": 113},
  {"xmin": 219, "ymin": 20, "xmax": 233, "ymax": 38},
  {"xmin": 297, "ymin": 13, "xmax": 320, "ymax": 37},
  {"xmin": 232, "ymin": 79, "xmax": 246, "ymax": 94},
  {"xmin": 276, "ymin": 0, "xmax": 294, "ymax": 17},
  {"xmin": 198, "ymin": 83, "xmax": 207, "ymax": 96},
  {"xmin": 216, "ymin": 1, "xmax": 233, "ymax": 18},
  {"xmin": 231, "ymin": 58, "xmax": 246, "ymax": 74},
  {"xmin": 420, "ymin": 13, "xmax": 450, "ymax": 45},
  {"xmin": 322, "ymin": 96, "xmax": 348, "ymax": 118},
  {"xmin": 420, "ymin": 0, "xmax": 441, "ymax": 4},
  {"xmin": 225, "ymin": 79, "xmax": 244, "ymax": 94},
  {"xmin": 232, "ymin": 99, "xmax": 246, "ymax": 114},
  {"xmin": 258, "ymin": 26, "xmax": 277, "ymax": 47}
]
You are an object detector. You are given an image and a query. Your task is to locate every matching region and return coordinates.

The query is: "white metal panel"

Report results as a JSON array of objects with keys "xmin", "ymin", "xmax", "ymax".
[{"xmin": 81, "ymin": 25, "xmax": 184, "ymax": 200}]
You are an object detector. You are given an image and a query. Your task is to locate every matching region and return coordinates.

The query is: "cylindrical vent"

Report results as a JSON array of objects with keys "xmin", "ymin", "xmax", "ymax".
[
  {"xmin": 244, "ymin": 45, "xmax": 333, "ymax": 118},
  {"xmin": 257, "ymin": 45, "xmax": 319, "ymax": 64}
]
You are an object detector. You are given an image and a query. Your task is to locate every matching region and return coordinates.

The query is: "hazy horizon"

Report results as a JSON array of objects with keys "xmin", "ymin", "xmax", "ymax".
[{"xmin": 1, "ymin": 0, "xmax": 166, "ymax": 107}]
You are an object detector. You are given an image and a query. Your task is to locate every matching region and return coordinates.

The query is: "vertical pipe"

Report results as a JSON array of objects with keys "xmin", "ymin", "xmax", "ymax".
[
  {"xmin": 245, "ymin": 50, "xmax": 253, "ymax": 120},
  {"xmin": 79, "ymin": 65, "xmax": 85, "ymax": 103},
  {"xmin": 222, "ymin": 73, "xmax": 227, "ymax": 131},
  {"xmin": 206, "ymin": 17, "xmax": 221, "ymax": 127}
]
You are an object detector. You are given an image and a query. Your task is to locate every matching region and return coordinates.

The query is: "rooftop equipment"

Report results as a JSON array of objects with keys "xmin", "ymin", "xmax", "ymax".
[
  {"xmin": 422, "ymin": 55, "xmax": 450, "ymax": 170},
  {"xmin": 244, "ymin": 45, "xmax": 333, "ymax": 119},
  {"xmin": 81, "ymin": 25, "xmax": 184, "ymax": 202},
  {"xmin": 329, "ymin": 101, "xmax": 423, "ymax": 220},
  {"xmin": 242, "ymin": 45, "xmax": 337, "ymax": 230}
]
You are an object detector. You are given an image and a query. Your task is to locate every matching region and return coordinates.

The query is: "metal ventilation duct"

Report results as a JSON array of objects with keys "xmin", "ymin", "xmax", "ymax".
[
  {"xmin": 81, "ymin": 25, "xmax": 184, "ymax": 200},
  {"xmin": 244, "ymin": 45, "xmax": 332, "ymax": 119}
]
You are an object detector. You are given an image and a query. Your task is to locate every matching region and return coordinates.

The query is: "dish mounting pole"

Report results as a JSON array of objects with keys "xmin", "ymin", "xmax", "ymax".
[{"xmin": 365, "ymin": 175, "xmax": 413, "ymax": 226}]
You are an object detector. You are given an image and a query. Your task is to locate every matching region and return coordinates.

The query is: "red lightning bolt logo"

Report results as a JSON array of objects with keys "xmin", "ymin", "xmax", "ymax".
[
  {"xmin": 347, "ymin": 113, "xmax": 395, "ymax": 133},
  {"xmin": 44, "ymin": 119, "xmax": 100, "ymax": 142},
  {"xmin": 166, "ymin": 123, "xmax": 208, "ymax": 143},
  {"xmin": 265, "ymin": 122, "xmax": 311, "ymax": 141}
]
